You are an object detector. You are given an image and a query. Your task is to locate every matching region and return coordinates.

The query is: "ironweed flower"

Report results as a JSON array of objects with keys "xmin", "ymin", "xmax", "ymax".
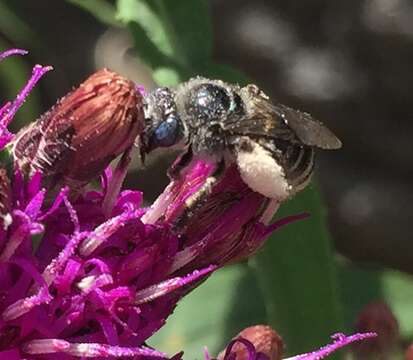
[
  {"xmin": 212, "ymin": 325, "xmax": 376, "ymax": 360},
  {"xmin": 142, "ymin": 158, "xmax": 307, "ymax": 272},
  {"xmin": 0, "ymin": 49, "xmax": 375, "ymax": 359}
]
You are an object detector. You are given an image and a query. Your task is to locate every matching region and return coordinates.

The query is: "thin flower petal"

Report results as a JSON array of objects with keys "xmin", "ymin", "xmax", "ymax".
[
  {"xmin": 284, "ymin": 332, "xmax": 377, "ymax": 360},
  {"xmin": 0, "ymin": 51, "xmax": 52, "ymax": 150},
  {"xmin": 22, "ymin": 339, "xmax": 168, "ymax": 357},
  {"xmin": 135, "ymin": 265, "xmax": 217, "ymax": 304},
  {"xmin": 0, "ymin": 49, "xmax": 28, "ymax": 62},
  {"xmin": 1, "ymin": 64, "xmax": 52, "ymax": 137}
]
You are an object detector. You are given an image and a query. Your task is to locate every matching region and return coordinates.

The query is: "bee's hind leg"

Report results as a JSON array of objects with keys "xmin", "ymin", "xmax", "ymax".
[{"xmin": 173, "ymin": 158, "xmax": 226, "ymax": 229}]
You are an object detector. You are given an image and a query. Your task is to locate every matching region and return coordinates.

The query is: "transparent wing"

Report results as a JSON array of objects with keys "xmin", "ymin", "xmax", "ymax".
[
  {"xmin": 226, "ymin": 101, "xmax": 342, "ymax": 150},
  {"xmin": 275, "ymin": 104, "xmax": 342, "ymax": 149}
]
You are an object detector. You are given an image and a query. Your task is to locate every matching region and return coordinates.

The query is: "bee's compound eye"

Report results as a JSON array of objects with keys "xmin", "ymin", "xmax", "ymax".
[
  {"xmin": 152, "ymin": 115, "xmax": 181, "ymax": 147},
  {"xmin": 192, "ymin": 84, "xmax": 231, "ymax": 120}
]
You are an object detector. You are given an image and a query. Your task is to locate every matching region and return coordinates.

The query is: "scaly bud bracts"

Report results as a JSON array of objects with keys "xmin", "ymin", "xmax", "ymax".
[
  {"xmin": 13, "ymin": 69, "xmax": 143, "ymax": 188},
  {"xmin": 218, "ymin": 325, "xmax": 284, "ymax": 360}
]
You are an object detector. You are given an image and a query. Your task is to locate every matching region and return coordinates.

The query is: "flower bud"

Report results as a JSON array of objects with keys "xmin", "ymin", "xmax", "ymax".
[
  {"xmin": 217, "ymin": 325, "xmax": 284, "ymax": 360},
  {"xmin": 12, "ymin": 69, "xmax": 144, "ymax": 188},
  {"xmin": 353, "ymin": 301, "xmax": 399, "ymax": 358}
]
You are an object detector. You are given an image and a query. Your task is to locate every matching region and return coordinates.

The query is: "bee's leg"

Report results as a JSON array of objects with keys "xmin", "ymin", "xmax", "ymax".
[
  {"xmin": 167, "ymin": 146, "xmax": 193, "ymax": 180},
  {"xmin": 174, "ymin": 158, "xmax": 226, "ymax": 229}
]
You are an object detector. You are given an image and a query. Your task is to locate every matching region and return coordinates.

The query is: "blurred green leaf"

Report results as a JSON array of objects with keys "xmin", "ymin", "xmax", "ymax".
[
  {"xmin": 0, "ymin": 2, "xmax": 39, "ymax": 47},
  {"xmin": 251, "ymin": 185, "xmax": 343, "ymax": 358},
  {"xmin": 338, "ymin": 262, "xmax": 383, "ymax": 332},
  {"xmin": 152, "ymin": 0, "xmax": 212, "ymax": 69},
  {"xmin": 152, "ymin": 67, "xmax": 181, "ymax": 87},
  {"xmin": 382, "ymin": 270, "xmax": 413, "ymax": 338},
  {"xmin": 116, "ymin": 0, "xmax": 211, "ymax": 84},
  {"xmin": 149, "ymin": 264, "xmax": 266, "ymax": 358},
  {"xmin": 67, "ymin": 0, "xmax": 121, "ymax": 27},
  {"xmin": 126, "ymin": 20, "xmax": 182, "ymax": 74},
  {"xmin": 117, "ymin": 0, "xmax": 174, "ymax": 58},
  {"xmin": 339, "ymin": 264, "xmax": 413, "ymax": 343},
  {"xmin": 117, "ymin": 0, "xmax": 185, "ymax": 82}
]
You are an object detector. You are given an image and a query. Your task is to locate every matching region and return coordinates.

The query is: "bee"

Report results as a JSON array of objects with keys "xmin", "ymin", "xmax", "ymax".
[{"xmin": 139, "ymin": 77, "xmax": 341, "ymax": 210}]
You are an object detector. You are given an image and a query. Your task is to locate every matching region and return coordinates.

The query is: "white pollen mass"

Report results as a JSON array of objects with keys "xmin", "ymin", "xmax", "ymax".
[{"xmin": 236, "ymin": 141, "xmax": 291, "ymax": 200}]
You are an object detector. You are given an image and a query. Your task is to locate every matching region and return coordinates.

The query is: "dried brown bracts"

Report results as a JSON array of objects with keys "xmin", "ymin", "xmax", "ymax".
[{"xmin": 12, "ymin": 69, "xmax": 144, "ymax": 189}]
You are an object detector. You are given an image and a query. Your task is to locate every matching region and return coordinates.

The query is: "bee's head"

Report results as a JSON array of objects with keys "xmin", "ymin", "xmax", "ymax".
[{"xmin": 139, "ymin": 87, "xmax": 186, "ymax": 160}]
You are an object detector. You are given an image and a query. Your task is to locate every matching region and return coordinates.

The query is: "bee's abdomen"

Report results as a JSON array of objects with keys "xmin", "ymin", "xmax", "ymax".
[
  {"xmin": 283, "ymin": 143, "xmax": 314, "ymax": 193},
  {"xmin": 271, "ymin": 139, "xmax": 314, "ymax": 194}
]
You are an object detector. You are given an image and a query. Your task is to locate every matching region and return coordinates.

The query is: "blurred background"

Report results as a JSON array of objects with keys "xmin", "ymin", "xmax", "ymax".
[{"xmin": 0, "ymin": 1, "xmax": 412, "ymax": 359}]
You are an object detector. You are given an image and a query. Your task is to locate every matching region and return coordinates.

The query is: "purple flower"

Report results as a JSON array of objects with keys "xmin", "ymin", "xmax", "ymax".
[
  {"xmin": 142, "ymin": 159, "xmax": 308, "ymax": 272},
  {"xmin": 0, "ymin": 49, "xmax": 375, "ymax": 359},
  {"xmin": 0, "ymin": 165, "xmax": 216, "ymax": 358},
  {"xmin": 0, "ymin": 49, "xmax": 52, "ymax": 150}
]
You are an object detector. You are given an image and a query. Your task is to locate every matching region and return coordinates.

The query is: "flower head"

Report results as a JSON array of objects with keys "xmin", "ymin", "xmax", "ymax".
[
  {"xmin": 0, "ymin": 49, "xmax": 374, "ymax": 359},
  {"xmin": 142, "ymin": 158, "xmax": 307, "ymax": 272}
]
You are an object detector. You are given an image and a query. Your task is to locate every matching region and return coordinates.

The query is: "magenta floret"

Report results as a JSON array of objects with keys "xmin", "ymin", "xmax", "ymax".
[{"xmin": 0, "ymin": 49, "xmax": 52, "ymax": 150}]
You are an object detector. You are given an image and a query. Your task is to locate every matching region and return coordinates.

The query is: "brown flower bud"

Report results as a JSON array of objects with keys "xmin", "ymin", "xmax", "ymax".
[
  {"xmin": 353, "ymin": 301, "xmax": 399, "ymax": 358},
  {"xmin": 12, "ymin": 69, "xmax": 143, "ymax": 188},
  {"xmin": 218, "ymin": 325, "xmax": 284, "ymax": 360}
]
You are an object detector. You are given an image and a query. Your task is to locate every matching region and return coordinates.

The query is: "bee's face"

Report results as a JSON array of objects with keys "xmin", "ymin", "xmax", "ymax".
[
  {"xmin": 141, "ymin": 78, "xmax": 245, "ymax": 157},
  {"xmin": 140, "ymin": 87, "xmax": 185, "ymax": 155}
]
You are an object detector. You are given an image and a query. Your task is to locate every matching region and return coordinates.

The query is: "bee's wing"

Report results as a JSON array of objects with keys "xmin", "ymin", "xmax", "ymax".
[
  {"xmin": 227, "ymin": 101, "xmax": 342, "ymax": 150},
  {"xmin": 274, "ymin": 104, "xmax": 342, "ymax": 150},
  {"xmin": 226, "ymin": 100, "xmax": 294, "ymax": 140}
]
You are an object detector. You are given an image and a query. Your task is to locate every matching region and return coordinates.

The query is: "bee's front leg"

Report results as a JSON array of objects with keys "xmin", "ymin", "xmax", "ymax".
[
  {"xmin": 167, "ymin": 147, "xmax": 193, "ymax": 180},
  {"xmin": 173, "ymin": 158, "xmax": 226, "ymax": 229}
]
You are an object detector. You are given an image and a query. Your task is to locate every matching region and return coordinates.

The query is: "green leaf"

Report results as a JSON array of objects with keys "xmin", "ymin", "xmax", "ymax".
[
  {"xmin": 67, "ymin": 0, "xmax": 121, "ymax": 28},
  {"xmin": 149, "ymin": 264, "xmax": 266, "ymax": 358},
  {"xmin": 251, "ymin": 184, "xmax": 343, "ymax": 358},
  {"xmin": 340, "ymin": 264, "xmax": 413, "ymax": 339},
  {"xmin": 152, "ymin": 0, "xmax": 212, "ymax": 69},
  {"xmin": 116, "ymin": 0, "xmax": 212, "ymax": 84},
  {"xmin": 338, "ymin": 262, "xmax": 383, "ymax": 332},
  {"xmin": 117, "ymin": 0, "xmax": 174, "ymax": 59},
  {"xmin": 382, "ymin": 270, "xmax": 413, "ymax": 339},
  {"xmin": 0, "ymin": 2, "xmax": 39, "ymax": 47},
  {"xmin": 152, "ymin": 67, "xmax": 181, "ymax": 87}
]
